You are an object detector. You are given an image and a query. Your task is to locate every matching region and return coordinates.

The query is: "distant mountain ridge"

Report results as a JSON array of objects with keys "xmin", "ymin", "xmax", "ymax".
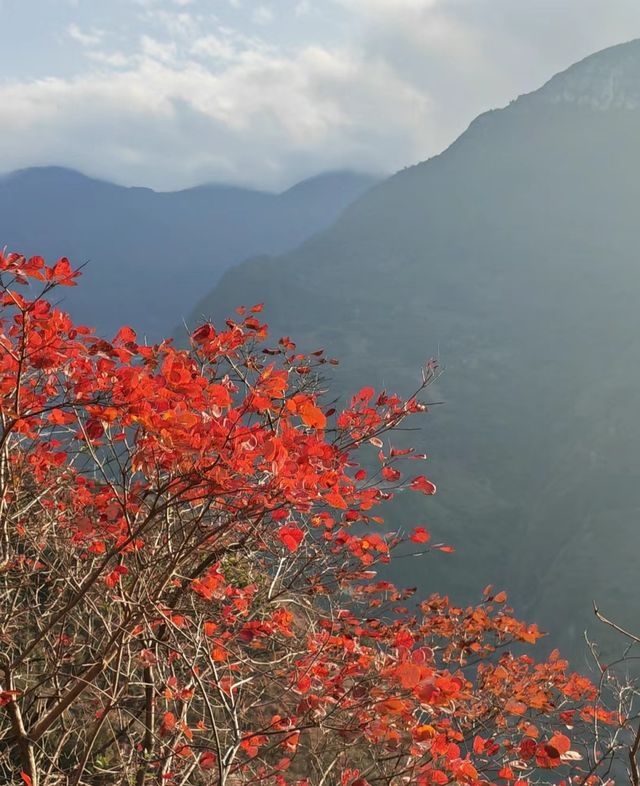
[
  {"xmin": 0, "ymin": 166, "xmax": 380, "ymax": 340},
  {"xmin": 190, "ymin": 38, "xmax": 640, "ymax": 663}
]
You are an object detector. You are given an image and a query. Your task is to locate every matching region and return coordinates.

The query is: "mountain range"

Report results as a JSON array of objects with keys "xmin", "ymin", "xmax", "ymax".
[
  {"xmin": 0, "ymin": 166, "xmax": 379, "ymax": 340},
  {"xmin": 190, "ymin": 39, "xmax": 640, "ymax": 663}
]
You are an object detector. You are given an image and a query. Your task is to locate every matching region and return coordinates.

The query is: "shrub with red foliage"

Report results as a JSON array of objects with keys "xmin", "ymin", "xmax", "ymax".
[{"xmin": 0, "ymin": 251, "xmax": 624, "ymax": 785}]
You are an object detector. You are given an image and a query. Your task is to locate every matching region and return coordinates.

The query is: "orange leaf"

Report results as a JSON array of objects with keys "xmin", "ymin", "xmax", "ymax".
[
  {"xmin": 549, "ymin": 733, "xmax": 571, "ymax": 755},
  {"xmin": 299, "ymin": 401, "xmax": 326, "ymax": 429},
  {"xmin": 395, "ymin": 662, "xmax": 423, "ymax": 689}
]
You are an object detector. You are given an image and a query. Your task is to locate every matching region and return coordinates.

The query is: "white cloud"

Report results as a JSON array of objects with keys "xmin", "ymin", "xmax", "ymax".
[
  {"xmin": 67, "ymin": 23, "xmax": 104, "ymax": 47},
  {"xmin": 251, "ymin": 5, "xmax": 274, "ymax": 25},
  {"xmin": 0, "ymin": 36, "xmax": 426, "ymax": 189},
  {"xmin": 190, "ymin": 34, "xmax": 237, "ymax": 61},
  {"xmin": 329, "ymin": 0, "xmax": 640, "ymax": 156},
  {"xmin": 140, "ymin": 34, "xmax": 178, "ymax": 63},
  {"xmin": 189, "ymin": 27, "xmax": 272, "ymax": 63},
  {"xmin": 137, "ymin": 8, "xmax": 201, "ymax": 37},
  {"xmin": 86, "ymin": 50, "xmax": 132, "ymax": 67},
  {"xmin": 3, "ymin": 0, "xmax": 640, "ymax": 190}
]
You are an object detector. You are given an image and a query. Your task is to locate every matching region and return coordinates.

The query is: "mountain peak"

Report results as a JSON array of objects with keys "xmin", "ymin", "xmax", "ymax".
[{"xmin": 521, "ymin": 38, "xmax": 640, "ymax": 111}]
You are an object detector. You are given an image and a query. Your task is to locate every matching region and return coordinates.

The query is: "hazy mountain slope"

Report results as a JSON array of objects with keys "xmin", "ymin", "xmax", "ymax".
[
  {"xmin": 0, "ymin": 167, "xmax": 379, "ymax": 340},
  {"xmin": 191, "ymin": 39, "xmax": 640, "ymax": 662}
]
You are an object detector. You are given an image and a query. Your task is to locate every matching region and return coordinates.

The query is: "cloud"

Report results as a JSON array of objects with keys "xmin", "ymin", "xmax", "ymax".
[
  {"xmin": 67, "ymin": 24, "xmax": 104, "ymax": 47},
  {"xmin": 251, "ymin": 5, "xmax": 274, "ymax": 25},
  {"xmin": 0, "ymin": 36, "xmax": 425, "ymax": 189},
  {"xmin": 3, "ymin": 0, "xmax": 640, "ymax": 190},
  {"xmin": 190, "ymin": 34, "xmax": 237, "ymax": 62},
  {"xmin": 86, "ymin": 50, "xmax": 132, "ymax": 67},
  {"xmin": 333, "ymin": 0, "xmax": 640, "ymax": 151},
  {"xmin": 190, "ymin": 28, "xmax": 273, "ymax": 64},
  {"xmin": 140, "ymin": 34, "xmax": 178, "ymax": 63}
]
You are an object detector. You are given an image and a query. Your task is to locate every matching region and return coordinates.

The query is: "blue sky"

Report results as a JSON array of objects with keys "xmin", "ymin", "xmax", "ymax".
[{"xmin": 2, "ymin": 0, "xmax": 640, "ymax": 190}]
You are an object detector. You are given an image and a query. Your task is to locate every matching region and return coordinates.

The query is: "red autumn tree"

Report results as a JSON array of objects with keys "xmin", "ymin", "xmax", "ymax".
[{"xmin": 0, "ymin": 251, "xmax": 625, "ymax": 786}]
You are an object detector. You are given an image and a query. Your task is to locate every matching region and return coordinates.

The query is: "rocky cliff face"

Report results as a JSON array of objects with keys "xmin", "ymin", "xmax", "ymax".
[{"xmin": 525, "ymin": 39, "xmax": 640, "ymax": 110}]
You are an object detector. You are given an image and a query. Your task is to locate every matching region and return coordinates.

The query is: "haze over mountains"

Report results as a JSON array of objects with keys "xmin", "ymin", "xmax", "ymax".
[
  {"xmin": 0, "ymin": 167, "xmax": 379, "ymax": 340},
  {"xmin": 192, "ymin": 39, "xmax": 640, "ymax": 663},
  {"xmin": 3, "ymin": 37, "xmax": 640, "ymax": 665}
]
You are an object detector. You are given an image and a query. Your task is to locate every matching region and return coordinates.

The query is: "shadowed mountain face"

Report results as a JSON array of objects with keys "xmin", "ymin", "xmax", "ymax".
[
  {"xmin": 0, "ymin": 167, "xmax": 379, "ymax": 341},
  {"xmin": 191, "ymin": 39, "xmax": 640, "ymax": 663}
]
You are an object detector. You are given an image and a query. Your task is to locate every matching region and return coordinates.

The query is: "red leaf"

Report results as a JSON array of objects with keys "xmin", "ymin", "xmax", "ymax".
[
  {"xmin": 52, "ymin": 256, "xmax": 78, "ymax": 286},
  {"xmin": 410, "ymin": 527, "xmax": 430, "ymax": 544},
  {"xmin": 115, "ymin": 325, "xmax": 137, "ymax": 343},
  {"xmin": 410, "ymin": 475, "xmax": 437, "ymax": 495},
  {"xmin": 382, "ymin": 466, "xmax": 401, "ymax": 482},
  {"xmin": 104, "ymin": 565, "xmax": 128, "ymax": 588},
  {"xmin": 192, "ymin": 323, "xmax": 215, "ymax": 343},
  {"xmin": 49, "ymin": 408, "xmax": 74, "ymax": 426},
  {"xmin": 519, "ymin": 738, "xmax": 537, "ymax": 760},
  {"xmin": 0, "ymin": 690, "xmax": 21, "ymax": 706},
  {"xmin": 353, "ymin": 387, "xmax": 375, "ymax": 404},
  {"xmin": 278, "ymin": 526, "xmax": 304, "ymax": 552},
  {"xmin": 160, "ymin": 711, "xmax": 177, "ymax": 736},
  {"xmin": 200, "ymin": 751, "xmax": 217, "ymax": 770}
]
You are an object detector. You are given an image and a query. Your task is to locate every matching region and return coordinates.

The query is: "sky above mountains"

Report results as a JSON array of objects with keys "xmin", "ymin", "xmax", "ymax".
[{"xmin": 3, "ymin": 0, "xmax": 640, "ymax": 190}]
